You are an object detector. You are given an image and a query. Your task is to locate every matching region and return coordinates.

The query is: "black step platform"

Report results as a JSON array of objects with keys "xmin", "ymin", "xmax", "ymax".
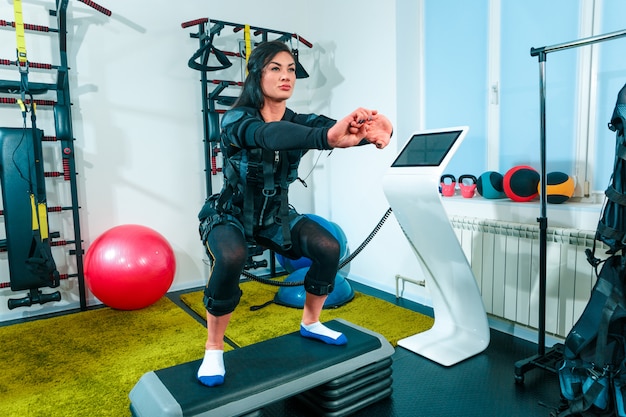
[
  {"xmin": 129, "ymin": 319, "xmax": 394, "ymax": 417},
  {"xmin": 295, "ymin": 357, "xmax": 393, "ymax": 416}
]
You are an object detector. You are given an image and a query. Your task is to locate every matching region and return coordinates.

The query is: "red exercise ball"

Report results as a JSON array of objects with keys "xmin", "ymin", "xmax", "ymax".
[
  {"xmin": 503, "ymin": 165, "xmax": 540, "ymax": 202},
  {"xmin": 84, "ymin": 224, "xmax": 176, "ymax": 310}
]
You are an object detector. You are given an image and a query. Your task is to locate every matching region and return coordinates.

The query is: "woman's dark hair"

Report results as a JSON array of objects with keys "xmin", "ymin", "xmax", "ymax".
[{"xmin": 233, "ymin": 41, "xmax": 294, "ymax": 109}]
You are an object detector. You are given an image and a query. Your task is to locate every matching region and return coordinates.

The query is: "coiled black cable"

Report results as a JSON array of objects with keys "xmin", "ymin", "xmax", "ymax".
[{"xmin": 243, "ymin": 207, "xmax": 393, "ymax": 287}]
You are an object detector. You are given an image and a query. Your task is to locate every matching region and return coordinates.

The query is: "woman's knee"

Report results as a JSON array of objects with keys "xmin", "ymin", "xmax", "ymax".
[
  {"xmin": 314, "ymin": 236, "xmax": 340, "ymax": 268},
  {"xmin": 326, "ymin": 237, "xmax": 341, "ymax": 261},
  {"xmin": 295, "ymin": 218, "xmax": 341, "ymax": 266},
  {"xmin": 213, "ymin": 244, "xmax": 248, "ymax": 269},
  {"xmin": 207, "ymin": 224, "xmax": 248, "ymax": 269},
  {"xmin": 203, "ymin": 224, "xmax": 248, "ymax": 315}
]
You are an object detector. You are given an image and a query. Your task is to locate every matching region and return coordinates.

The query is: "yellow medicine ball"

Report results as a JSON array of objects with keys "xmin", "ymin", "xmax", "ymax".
[{"xmin": 538, "ymin": 172, "xmax": 575, "ymax": 204}]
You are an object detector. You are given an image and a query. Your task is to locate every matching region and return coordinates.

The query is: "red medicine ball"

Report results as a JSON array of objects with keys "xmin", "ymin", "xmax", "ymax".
[{"xmin": 503, "ymin": 165, "xmax": 540, "ymax": 202}]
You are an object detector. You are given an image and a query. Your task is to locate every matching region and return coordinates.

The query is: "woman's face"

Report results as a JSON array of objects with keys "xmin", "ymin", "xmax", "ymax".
[{"xmin": 260, "ymin": 51, "xmax": 296, "ymax": 104}]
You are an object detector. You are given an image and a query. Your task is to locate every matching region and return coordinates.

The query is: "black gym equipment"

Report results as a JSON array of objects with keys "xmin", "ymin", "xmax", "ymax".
[
  {"xmin": 0, "ymin": 0, "xmax": 112, "ymax": 310},
  {"xmin": 0, "ymin": 128, "xmax": 61, "ymax": 308},
  {"xmin": 595, "ymin": 82, "xmax": 626, "ymax": 253},
  {"xmin": 129, "ymin": 319, "xmax": 394, "ymax": 417}
]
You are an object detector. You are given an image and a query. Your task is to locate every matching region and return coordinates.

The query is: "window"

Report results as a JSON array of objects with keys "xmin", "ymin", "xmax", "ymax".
[{"xmin": 409, "ymin": 0, "xmax": 626, "ymax": 199}]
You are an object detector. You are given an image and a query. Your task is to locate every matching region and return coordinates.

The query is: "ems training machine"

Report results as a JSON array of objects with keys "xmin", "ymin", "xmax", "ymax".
[
  {"xmin": 129, "ymin": 319, "xmax": 394, "ymax": 417},
  {"xmin": 0, "ymin": 0, "xmax": 111, "ymax": 309},
  {"xmin": 382, "ymin": 126, "xmax": 490, "ymax": 366}
]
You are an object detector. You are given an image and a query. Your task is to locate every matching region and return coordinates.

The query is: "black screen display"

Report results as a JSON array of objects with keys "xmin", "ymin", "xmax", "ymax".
[{"xmin": 391, "ymin": 130, "xmax": 463, "ymax": 167}]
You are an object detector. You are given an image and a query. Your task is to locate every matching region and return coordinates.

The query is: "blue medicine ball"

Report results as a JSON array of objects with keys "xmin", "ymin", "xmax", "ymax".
[{"xmin": 477, "ymin": 171, "xmax": 506, "ymax": 199}]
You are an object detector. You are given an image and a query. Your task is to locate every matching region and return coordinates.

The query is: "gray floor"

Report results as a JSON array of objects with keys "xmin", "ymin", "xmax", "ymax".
[
  {"xmin": 170, "ymin": 280, "xmax": 562, "ymax": 417},
  {"xmin": 262, "ymin": 331, "xmax": 560, "ymax": 417}
]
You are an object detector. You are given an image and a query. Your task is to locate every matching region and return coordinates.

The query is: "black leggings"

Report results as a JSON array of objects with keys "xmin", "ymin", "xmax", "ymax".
[{"xmin": 203, "ymin": 217, "xmax": 340, "ymax": 316}]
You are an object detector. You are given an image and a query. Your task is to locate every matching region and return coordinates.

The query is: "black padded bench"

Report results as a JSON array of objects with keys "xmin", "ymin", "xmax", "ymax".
[{"xmin": 129, "ymin": 319, "xmax": 394, "ymax": 417}]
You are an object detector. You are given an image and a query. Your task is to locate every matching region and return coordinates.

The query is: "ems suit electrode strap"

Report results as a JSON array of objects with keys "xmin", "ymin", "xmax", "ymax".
[
  {"xmin": 258, "ymin": 149, "xmax": 281, "ymax": 239},
  {"xmin": 278, "ymin": 151, "xmax": 292, "ymax": 249},
  {"xmin": 261, "ymin": 150, "xmax": 276, "ymax": 196},
  {"xmin": 305, "ymin": 278, "xmax": 334, "ymax": 296},
  {"xmin": 203, "ymin": 290, "xmax": 242, "ymax": 316},
  {"xmin": 218, "ymin": 160, "xmax": 238, "ymax": 211},
  {"xmin": 243, "ymin": 186, "xmax": 255, "ymax": 238}
]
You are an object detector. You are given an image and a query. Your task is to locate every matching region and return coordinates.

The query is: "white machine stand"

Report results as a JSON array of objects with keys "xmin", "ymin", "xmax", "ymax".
[{"xmin": 382, "ymin": 126, "xmax": 490, "ymax": 366}]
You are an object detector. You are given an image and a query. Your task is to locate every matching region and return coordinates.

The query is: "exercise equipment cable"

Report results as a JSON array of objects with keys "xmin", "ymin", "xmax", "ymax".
[{"xmin": 242, "ymin": 207, "xmax": 393, "ymax": 287}]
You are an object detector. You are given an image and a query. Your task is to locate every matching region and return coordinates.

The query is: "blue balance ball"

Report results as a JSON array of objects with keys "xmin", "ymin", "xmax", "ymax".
[{"xmin": 274, "ymin": 267, "xmax": 355, "ymax": 309}]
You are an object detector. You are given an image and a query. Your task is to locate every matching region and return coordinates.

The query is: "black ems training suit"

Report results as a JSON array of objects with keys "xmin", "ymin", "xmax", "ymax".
[{"xmin": 198, "ymin": 106, "xmax": 342, "ymax": 316}]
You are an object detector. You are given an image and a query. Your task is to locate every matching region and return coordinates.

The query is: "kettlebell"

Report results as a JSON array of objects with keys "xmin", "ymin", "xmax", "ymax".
[
  {"xmin": 459, "ymin": 174, "xmax": 477, "ymax": 198},
  {"xmin": 440, "ymin": 174, "xmax": 456, "ymax": 197}
]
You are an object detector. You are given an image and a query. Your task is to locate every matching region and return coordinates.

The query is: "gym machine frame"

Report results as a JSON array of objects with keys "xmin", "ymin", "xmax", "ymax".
[
  {"xmin": 514, "ymin": 28, "xmax": 626, "ymax": 383},
  {"xmin": 181, "ymin": 18, "xmax": 312, "ymax": 275},
  {"xmin": 181, "ymin": 18, "xmax": 312, "ymax": 198},
  {"xmin": 0, "ymin": 0, "xmax": 111, "ymax": 310}
]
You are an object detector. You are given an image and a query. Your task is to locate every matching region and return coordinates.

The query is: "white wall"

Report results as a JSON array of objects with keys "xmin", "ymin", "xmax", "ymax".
[
  {"xmin": 0, "ymin": 1, "xmax": 607, "ymax": 324},
  {"xmin": 293, "ymin": 2, "xmax": 416, "ymax": 300},
  {"xmin": 0, "ymin": 0, "xmax": 411, "ymax": 319}
]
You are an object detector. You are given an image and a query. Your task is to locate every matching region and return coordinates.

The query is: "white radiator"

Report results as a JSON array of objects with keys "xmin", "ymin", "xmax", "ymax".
[{"xmin": 449, "ymin": 215, "xmax": 603, "ymax": 339}]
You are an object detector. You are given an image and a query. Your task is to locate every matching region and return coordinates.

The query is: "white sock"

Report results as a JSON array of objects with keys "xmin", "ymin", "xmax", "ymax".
[
  {"xmin": 300, "ymin": 321, "xmax": 347, "ymax": 345},
  {"xmin": 302, "ymin": 321, "xmax": 342, "ymax": 339},
  {"xmin": 197, "ymin": 350, "xmax": 225, "ymax": 387}
]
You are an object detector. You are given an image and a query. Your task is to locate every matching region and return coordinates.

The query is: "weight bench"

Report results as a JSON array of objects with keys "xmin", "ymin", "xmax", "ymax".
[
  {"xmin": 129, "ymin": 319, "xmax": 394, "ymax": 417},
  {"xmin": 0, "ymin": 128, "xmax": 61, "ymax": 308}
]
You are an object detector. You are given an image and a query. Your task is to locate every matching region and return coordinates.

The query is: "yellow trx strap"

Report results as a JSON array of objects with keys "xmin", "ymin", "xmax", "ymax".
[
  {"xmin": 13, "ymin": 0, "xmax": 31, "ymax": 120},
  {"xmin": 244, "ymin": 24, "xmax": 251, "ymax": 75},
  {"xmin": 30, "ymin": 194, "xmax": 49, "ymax": 240},
  {"xmin": 13, "ymin": 0, "xmax": 28, "ymax": 68},
  {"xmin": 15, "ymin": 2, "xmax": 47, "ymax": 245}
]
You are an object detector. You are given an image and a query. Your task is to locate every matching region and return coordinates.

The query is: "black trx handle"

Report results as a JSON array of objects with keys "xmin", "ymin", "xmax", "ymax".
[{"xmin": 187, "ymin": 32, "xmax": 233, "ymax": 72}]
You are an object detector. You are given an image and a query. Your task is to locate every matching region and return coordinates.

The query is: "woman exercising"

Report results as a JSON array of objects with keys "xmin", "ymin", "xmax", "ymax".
[{"xmin": 197, "ymin": 40, "xmax": 393, "ymax": 387}]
